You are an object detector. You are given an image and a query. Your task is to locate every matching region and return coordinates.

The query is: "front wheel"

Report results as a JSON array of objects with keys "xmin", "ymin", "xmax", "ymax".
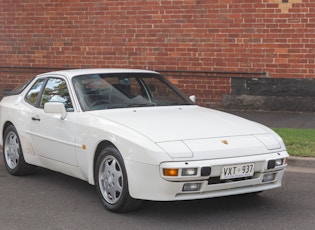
[
  {"xmin": 95, "ymin": 146, "xmax": 142, "ymax": 213},
  {"xmin": 3, "ymin": 125, "xmax": 35, "ymax": 176}
]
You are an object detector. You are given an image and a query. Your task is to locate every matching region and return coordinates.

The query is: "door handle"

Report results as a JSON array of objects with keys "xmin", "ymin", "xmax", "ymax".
[{"xmin": 31, "ymin": 116, "xmax": 41, "ymax": 121}]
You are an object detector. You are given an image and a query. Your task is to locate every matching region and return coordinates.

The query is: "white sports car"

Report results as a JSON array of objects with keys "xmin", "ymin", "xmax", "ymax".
[{"xmin": 0, "ymin": 69, "xmax": 288, "ymax": 212}]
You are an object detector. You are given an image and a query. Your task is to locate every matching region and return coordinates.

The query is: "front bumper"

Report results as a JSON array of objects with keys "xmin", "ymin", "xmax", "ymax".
[{"xmin": 125, "ymin": 151, "xmax": 288, "ymax": 201}]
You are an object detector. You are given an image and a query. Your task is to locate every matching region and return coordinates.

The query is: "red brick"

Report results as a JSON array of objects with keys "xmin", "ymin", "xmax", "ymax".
[{"xmin": 1, "ymin": 0, "xmax": 315, "ymax": 108}]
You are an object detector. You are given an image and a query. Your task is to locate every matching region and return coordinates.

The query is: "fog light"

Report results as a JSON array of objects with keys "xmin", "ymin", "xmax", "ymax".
[
  {"xmin": 263, "ymin": 173, "xmax": 276, "ymax": 182},
  {"xmin": 163, "ymin": 168, "xmax": 179, "ymax": 177},
  {"xmin": 182, "ymin": 183, "xmax": 201, "ymax": 192},
  {"xmin": 182, "ymin": 168, "xmax": 197, "ymax": 176}
]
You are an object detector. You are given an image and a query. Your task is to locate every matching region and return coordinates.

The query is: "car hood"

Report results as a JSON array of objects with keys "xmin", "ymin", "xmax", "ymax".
[
  {"xmin": 90, "ymin": 105, "xmax": 270, "ymax": 142},
  {"xmin": 90, "ymin": 105, "xmax": 283, "ymax": 159}
]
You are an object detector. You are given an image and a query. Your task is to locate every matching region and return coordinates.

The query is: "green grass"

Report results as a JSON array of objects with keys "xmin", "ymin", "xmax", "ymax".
[{"xmin": 273, "ymin": 128, "xmax": 315, "ymax": 157}]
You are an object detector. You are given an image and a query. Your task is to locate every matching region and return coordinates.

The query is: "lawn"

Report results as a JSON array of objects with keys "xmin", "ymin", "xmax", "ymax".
[{"xmin": 273, "ymin": 128, "xmax": 315, "ymax": 158}]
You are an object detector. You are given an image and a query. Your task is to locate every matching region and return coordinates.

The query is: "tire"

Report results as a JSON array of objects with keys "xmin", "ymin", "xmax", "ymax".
[
  {"xmin": 95, "ymin": 146, "xmax": 142, "ymax": 213},
  {"xmin": 3, "ymin": 125, "xmax": 35, "ymax": 176}
]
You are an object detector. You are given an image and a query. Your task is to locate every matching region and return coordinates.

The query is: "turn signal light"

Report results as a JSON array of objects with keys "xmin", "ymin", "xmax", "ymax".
[{"xmin": 163, "ymin": 168, "xmax": 179, "ymax": 177}]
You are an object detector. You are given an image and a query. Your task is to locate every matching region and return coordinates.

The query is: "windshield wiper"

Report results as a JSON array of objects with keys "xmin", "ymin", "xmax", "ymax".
[
  {"xmin": 106, "ymin": 103, "xmax": 157, "ymax": 109},
  {"xmin": 124, "ymin": 103, "xmax": 157, "ymax": 108},
  {"xmin": 162, "ymin": 102, "xmax": 192, "ymax": 106}
]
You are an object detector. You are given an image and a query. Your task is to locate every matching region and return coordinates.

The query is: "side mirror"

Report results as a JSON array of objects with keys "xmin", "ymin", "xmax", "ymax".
[
  {"xmin": 189, "ymin": 95, "xmax": 196, "ymax": 103},
  {"xmin": 44, "ymin": 102, "xmax": 67, "ymax": 120}
]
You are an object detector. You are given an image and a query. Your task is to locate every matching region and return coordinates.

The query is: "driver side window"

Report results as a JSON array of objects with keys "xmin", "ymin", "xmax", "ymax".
[{"xmin": 39, "ymin": 78, "xmax": 74, "ymax": 112}]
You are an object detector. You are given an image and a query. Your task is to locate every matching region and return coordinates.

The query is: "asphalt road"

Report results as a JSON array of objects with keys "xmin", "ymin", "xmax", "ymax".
[{"xmin": 1, "ymin": 155, "xmax": 314, "ymax": 230}]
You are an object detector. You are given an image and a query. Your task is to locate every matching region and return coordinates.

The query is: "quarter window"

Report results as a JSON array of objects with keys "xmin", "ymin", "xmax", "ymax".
[{"xmin": 25, "ymin": 79, "xmax": 45, "ymax": 106}]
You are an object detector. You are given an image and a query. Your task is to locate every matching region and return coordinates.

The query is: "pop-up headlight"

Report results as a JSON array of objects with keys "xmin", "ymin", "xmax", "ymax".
[{"xmin": 254, "ymin": 134, "xmax": 281, "ymax": 150}]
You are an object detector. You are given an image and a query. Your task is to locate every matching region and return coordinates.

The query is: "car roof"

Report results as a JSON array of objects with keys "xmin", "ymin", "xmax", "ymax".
[{"xmin": 37, "ymin": 68, "xmax": 159, "ymax": 79}]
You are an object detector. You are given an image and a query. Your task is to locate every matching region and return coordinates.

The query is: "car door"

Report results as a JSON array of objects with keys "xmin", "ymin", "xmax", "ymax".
[{"xmin": 27, "ymin": 77, "xmax": 78, "ymax": 166}]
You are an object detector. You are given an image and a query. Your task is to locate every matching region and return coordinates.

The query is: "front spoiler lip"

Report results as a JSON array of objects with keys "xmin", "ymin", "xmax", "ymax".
[{"xmin": 175, "ymin": 169, "xmax": 285, "ymax": 200}]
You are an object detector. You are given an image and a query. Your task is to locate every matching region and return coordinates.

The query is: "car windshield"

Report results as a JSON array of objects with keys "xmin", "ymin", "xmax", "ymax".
[{"xmin": 72, "ymin": 73, "xmax": 191, "ymax": 111}]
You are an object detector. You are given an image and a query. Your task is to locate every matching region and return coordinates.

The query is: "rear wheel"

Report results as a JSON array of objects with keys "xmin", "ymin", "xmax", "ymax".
[
  {"xmin": 95, "ymin": 146, "xmax": 142, "ymax": 213},
  {"xmin": 3, "ymin": 125, "xmax": 35, "ymax": 176}
]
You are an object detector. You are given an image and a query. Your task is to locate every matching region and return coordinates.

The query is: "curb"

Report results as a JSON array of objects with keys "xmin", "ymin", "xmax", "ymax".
[{"xmin": 289, "ymin": 156, "xmax": 315, "ymax": 169}]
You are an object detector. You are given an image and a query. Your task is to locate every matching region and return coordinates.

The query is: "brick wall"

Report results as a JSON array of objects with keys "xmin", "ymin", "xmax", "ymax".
[{"xmin": 1, "ymin": 0, "xmax": 314, "ymax": 108}]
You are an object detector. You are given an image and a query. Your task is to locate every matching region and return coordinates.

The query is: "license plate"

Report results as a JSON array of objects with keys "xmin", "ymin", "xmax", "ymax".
[{"xmin": 220, "ymin": 163, "xmax": 255, "ymax": 180}]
